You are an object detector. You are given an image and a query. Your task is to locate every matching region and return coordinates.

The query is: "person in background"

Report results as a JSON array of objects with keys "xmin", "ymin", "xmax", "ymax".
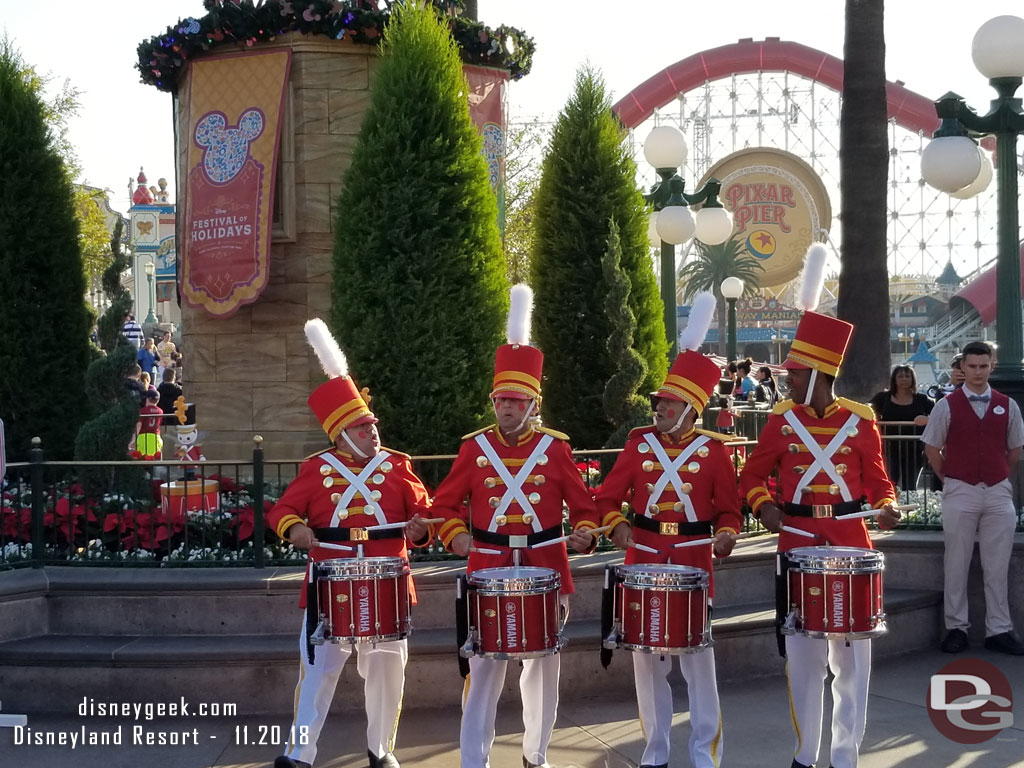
[
  {"xmin": 138, "ymin": 338, "xmax": 159, "ymax": 382},
  {"xmin": 751, "ymin": 366, "xmax": 778, "ymax": 406},
  {"xmin": 132, "ymin": 388, "xmax": 164, "ymax": 460},
  {"xmin": 121, "ymin": 313, "xmax": 144, "ymax": 349},
  {"xmin": 156, "ymin": 330, "xmax": 177, "ymax": 384},
  {"xmin": 157, "ymin": 368, "xmax": 183, "ymax": 416},
  {"xmin": 736, "ymin": 358, "xmax": 757, "ymax": 398},
  {"xmin": 870, "ymin": 365, "xmax": 934, "ymax": 492}
]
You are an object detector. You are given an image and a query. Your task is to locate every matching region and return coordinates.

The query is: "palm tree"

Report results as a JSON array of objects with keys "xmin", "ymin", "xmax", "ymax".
[{"xmin": 678, "ymin": 236, "xmax": 765, "ymax": 355}]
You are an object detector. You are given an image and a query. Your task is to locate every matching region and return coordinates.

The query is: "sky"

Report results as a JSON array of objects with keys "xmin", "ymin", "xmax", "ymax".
[{"xmin": 2, "ymin": 0, "xmax": 1023, "ymax": 215}]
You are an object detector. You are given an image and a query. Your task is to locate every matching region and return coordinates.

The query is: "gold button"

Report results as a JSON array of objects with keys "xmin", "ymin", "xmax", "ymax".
[
  {"xmin": 330, "ymin": 493, "xmax": 342, "ymax": 504},
  {"xmin": 476, "ymin": 456, "xmax": 489, "ymax": 468},
  {"xmin": 846, "ymin": 427, "xmax": 859, "ymax": 438},
  {"xmin": 781, "ymin": 425, "xmax": 794, "ymax": 436},
  {"xmin": 828, "ymin": 484, "xmax": 841, "ymax": 495},
  {"xmin": 489, "ymin": 497, "xmax": 500, "ymax": 508},
  {"xmin": 673, "ymin": 501, "xmax": 684, "ymax": 513},
  {"xmin": 484, "ymin": 477, "xmax": 497, "ymax": 488},
  {"xmin": 380, "ymin": 461, "xmax": 394, "ymax": 473},
  {"xmin": 528, "ymin": 492, "xmax": 541, "ymax": 504},
  {"xmin": 787, "ymin": 443, "xmax": 800, "ymax": 454},
  {"xmin": 839, "ymin": 446, "xmax": 852, "ymax": 455},
  {"xmin": 682, "ymin": 483, "xmax": 693, "ymax": 494},
  {"xmin": 337, "ymin": 510, "xmax": 349, "ymax": 521},
  {"xmin": 320, "ymin": 465, "xmax": 332, "ymax": 476},
  {"xmin": 323, "ymin": 477, "xmax": 334, "ymax": 488},
  {"xmin": 533, "ymin": 475, "xmax": 546, "ymax": 486},
  {"xmin": 835, "ymin": 463, "xmax": 848, "ymax": 477},
  {"xmin": 648, "ymin": 504, "xmax": 660, "ymax": 515},
  {"xmin": 688, "ymin": 461, "xmax": 700, "ymax": 474},
  {"xmin": 522, "ymin": 513, "xmax": 534, "ymax": 524},
  {"xmin": 645, "ymin": 483, "xmax": 655, "ymax": 493},
  {"xmin": 372, "ymin": 474, "xmax": 385, "ymax": 485},
  {"xmin": 370, "ymin": 490, "xmax": 382, "ymax": 502},
  {"xmin": 638, "ymin": 443, "xmax": 651, "ymax": 454},
  {"xmin": 495, "ymin": 515, "xmax": 508, "ymax": 526},
  {"xmin": 642, "ymin": 460, "xmax": 655, "ymax": 472},
  {"xmin": 793, "ymin": 466, "xmax": 806, "ymax": 475},
  {"xmin": 696, "ymin": 446, "xmax": 710, "ymax": 458},
  {"xmin": 536, "ymin": 455, "xmax": 548, "ymax": 466}
]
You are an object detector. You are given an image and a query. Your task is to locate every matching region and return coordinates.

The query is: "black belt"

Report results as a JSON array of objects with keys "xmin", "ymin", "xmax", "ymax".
[
  {"xmin": 314, "ymin": 526, "xmax": 404, "ymax": 542},
  {"xmin": 471, "ymin": 525, "xmax": 563, "ymax": 548},
  {"xmin": 784, "ymin": 500, "xmax": 863, "ymax": 519},
  {"xmin": 632, "ymin": 515, "xmax": 712, "ymax": 536}
]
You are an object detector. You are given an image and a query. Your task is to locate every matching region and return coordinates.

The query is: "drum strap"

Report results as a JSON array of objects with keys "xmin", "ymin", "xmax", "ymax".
[
  {"xmin": 471, "ymin": 524, "xmax": 562, "ymax": 548},
  {"xmin": 783, "ymin": 411, "xmax": 858, "ymax": 503},
  {"xmin": 775, "ymin": 552, "xmax": 791, "ymax": 658},
  {"xmin": 306, "ymin": 562, "xmax": 319, "ymax": 665},
  {"xmin": 319, "ymin": 451, "xmax": 391, "ymax": 527},
  {"xmin": 474, "ymin": 433, "xmax": 553, "ymax": 532},
  {"xmin": 455, "ymin": 575, "xmax": 470, "ymax": 679},
  {"xmin": 642, "ymin": 433, "xmax": 708, "ymax": 523},
  {"xmin": 600, "ymin": 565, "xmax": 616, "ymax": 669}
]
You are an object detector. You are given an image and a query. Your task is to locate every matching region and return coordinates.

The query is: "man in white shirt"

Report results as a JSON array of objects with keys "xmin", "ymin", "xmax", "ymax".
[{"xmin": 121, "ymin": 314, "xmax": 144, "ymax": 349}]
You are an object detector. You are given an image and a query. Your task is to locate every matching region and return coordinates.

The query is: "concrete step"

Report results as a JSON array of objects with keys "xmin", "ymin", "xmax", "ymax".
[{"xmin": 0, "ymin": 588, "xmax": 940, "ymax": 714}]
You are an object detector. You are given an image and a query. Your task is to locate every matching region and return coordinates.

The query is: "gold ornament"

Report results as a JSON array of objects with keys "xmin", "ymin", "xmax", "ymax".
[
  {"xmin": 319, "ymin": 465, "xmax": 332, "ymax": 476},
  {"xmin": 642, "ymin": 460, "xmax": 655, "ymax": 472},
  {"xmin": 380, "ymin": 461, "xmax": 393, "ymax": 473},
  {"xmin": 648, "ymin": 504, "xmax": 660, "ymax": 515},
  {"xmin": 781, "ymin": 425, "xmax": 795, "ymax": 436},
  {"xmin": 638, "ymin": 443, "xmax": 651, "ymax": 454},
  {"xmin": 696, "ymin": 446, "xmax": 710, "ymax": 458},
  {"xmin": 645, "ymin": 483, "xmax": 655, "ymax": 494},
  {"xmin": 536, "ymin": 455, "xmax": 549, "ymax": 466},
  {"xmin": 322, "ymin": 477, "xmax": 334, "ymax": 489},
  {"xmin": 495, "ymin": 515, "xmax": 508, "ymax": 526},
  {"xmin": 528, "ymin": 492, "xmax": 541, "ymax": 504},
  {"xmin": 369, "ymin": 490, "xmax": 382, "ymax": 502},
  {"xmin": 673, "ymin": 501, "xmax": 684, "ymax": 513},
  {"xmin": 533, "ymin": 475, "xmax": 546, "ymax": 486},
  {"xmin": 835, "ymin": 463, "xmax": 848, "ymax": 477},
  {"xmin": 522, "ymin": 513, "xmax": 535, "ymax": 524},
  {"xmin": 682, "ymin": 483, "xmax": 693, "ymax": 494},
  {"xmin": 793, "ymin": 466, "xmax": 806, "ymax": 475},
  {"xmin": 846, "ymin": 427, "xmax": 859, "ymax": 438},
  {"xmin": 688, "ymin": 461, "xmax": 701, "ymax": 474},
  {"xmin": 476, "ymin": 456, "xmax": 489, "ymax": 468},
  {"xmin": 838, "ymin": 446, "xmax": 852, "ymax": 455},
  {"xmin": 484, "ymin": 477, "xmax": 497, "ymax": 489},
  {"xmin": 787, "ymin": 444, "xmax": 800, "ymax": 454},
  {"xmin": 828, "ymin": 484, "xmax": 841, "ymax": 495},
  {"xmin": 371, "ymin": 474, "xmax": 385, "ymax": 485},
  {"xmin": 489, "ymin": 497, "xmax": 500, "ymax": 508},
  {"xmin": 337, "ymin": 510, "xmax": 349, "ymax": 521},
  {"xmin": 330, "ymin": 493, "xmax": 341, "ymax": 504}
]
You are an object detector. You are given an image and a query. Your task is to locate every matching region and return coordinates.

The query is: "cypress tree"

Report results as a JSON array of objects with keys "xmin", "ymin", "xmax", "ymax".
[
  {"xmin": 331, "ymin": 2, "xmax": 506, "ymax": 456},
  {"xmin": 0, "ymin": 40, "xmax": 91, "ymax": 459},
  {"xmin": 531, "ymin": 65, "xmax": 667, "ymax": 449}
]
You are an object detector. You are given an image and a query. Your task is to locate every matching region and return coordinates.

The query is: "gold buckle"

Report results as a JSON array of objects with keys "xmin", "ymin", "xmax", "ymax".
[
  {"xmin": 350, "ymin": 528, "xmax": 369, "ymax": 541},
  {"xmin": 659, "ymin": 522, "xmax": 679, "ymax": 536},
  {"xmin": 810, "ymin": 505, "xmax": 833, "ymax": 519}
]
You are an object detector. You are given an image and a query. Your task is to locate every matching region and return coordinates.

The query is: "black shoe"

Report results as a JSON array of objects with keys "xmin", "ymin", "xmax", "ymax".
[
  {"xmin": 984, "ymin": 631, "xmax": 1024, "ymax": 655},
  {"xmin": 274, "ymin": 758, "xmax": 311, "ymax": 768},
  {"xmin": 368, "ymin": 751, "xmax": 400, "ymax": 768},
  {"xmin": 640, "ymin": 764, "xmax": 668, "ymax": 768},
  {"xmin": 941, "ymin": 628, "xmax": 969, "ymax": 653},
  {"xmin": 522, "ymin": 758, "xmax": 551, "ymax": 768},
  {"xmin": 790, "ymin": 761, "xmax": 814, "ymax": 768}
]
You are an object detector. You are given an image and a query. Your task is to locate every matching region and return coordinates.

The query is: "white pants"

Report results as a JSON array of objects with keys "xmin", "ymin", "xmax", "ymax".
[
  {"xmin": 633, "ymin": 648, "xmax": 722, "ymax": 768},
  {"xmin": 941, "ymin": 477, "xmax": 1017, "ymax": 636},
  {"xmin": 785, "ymin": 634, "xmax": 871, "ymax": 768},
  {"xmin": 283, "ymin": 618, "xmax": 408, "ymax": 765},
  {"xmin": 460, "ymin": 652, "xmax": 560, "ymax": 768}
]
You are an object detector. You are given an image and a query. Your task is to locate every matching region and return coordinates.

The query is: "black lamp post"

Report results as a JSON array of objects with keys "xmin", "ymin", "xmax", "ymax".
[
  {"xmin": 721, "ymin": 276, "xmax": 744, "ymax": 362},
  {"xmin": 643, "ymin": 126, "xmax": 734, "ymax": 358},
  {"xmin": 921, "ymin": 14, "xmax": 1024, "ymax": 401}
]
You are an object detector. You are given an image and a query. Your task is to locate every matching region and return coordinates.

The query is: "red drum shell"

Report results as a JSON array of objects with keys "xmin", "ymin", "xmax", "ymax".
[
  {"xmin": 785, "ymin": 546, "xmax": 886, "ymax": 638},
  {"xmin": 316, "ymin": 557, "xmax": 411, "ymax": 643},
  {"xmin": 467, "ymin": 566, "xmax": 561, "ymax": 659},
  {"xmin": 615, "ymin": 564, "xmax": 710, "ymax": 653}
]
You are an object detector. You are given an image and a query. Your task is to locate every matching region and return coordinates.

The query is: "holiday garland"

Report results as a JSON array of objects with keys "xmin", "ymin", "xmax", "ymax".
[{"xmin": 137, "ymin": 0, "xmax": 535, "ymax": 93}]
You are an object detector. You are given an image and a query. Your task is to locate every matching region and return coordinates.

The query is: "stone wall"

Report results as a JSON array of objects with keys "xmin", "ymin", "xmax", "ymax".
[{"xmin": 177, "ymin": 37, "xmax": 379, "ymax": 461}]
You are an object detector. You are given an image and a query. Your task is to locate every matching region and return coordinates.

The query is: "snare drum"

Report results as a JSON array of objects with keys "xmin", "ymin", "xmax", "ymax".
[
  {"xmin": 315, "ymin": 557, "xmax": 411, "ymax": 643},
  {"xmin": 784, "ymin": 546, "xmax": 885, "ymax": 639},
  {"xmin": 466, "ymin": 566, "xmax": 563, "ymax": 659},
  {"xmin": 614, "ymin": 564, "xmax": 710, "ymax": 653}
]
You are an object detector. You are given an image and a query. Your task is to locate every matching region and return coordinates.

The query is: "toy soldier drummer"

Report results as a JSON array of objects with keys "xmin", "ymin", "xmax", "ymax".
[
  {"xmin": 738, "ymin": 245, "xmax": 900, "ymax": 768},
  {"xmin": 267, "ymin": 320, "xmax": 433, "ymax": 768},
  {"xmin": 596, "ymin": 292, "xmax": 741, "ymax": 768},
  {"xmin": 431, "ymin": 284, "xmax": 602, "ymax": 768}
]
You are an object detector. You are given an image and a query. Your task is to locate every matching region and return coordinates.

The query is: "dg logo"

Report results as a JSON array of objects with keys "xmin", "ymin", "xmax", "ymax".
[{"xmin": 927, "ymin": 658, "xmax": 1014, "ymax": 743}]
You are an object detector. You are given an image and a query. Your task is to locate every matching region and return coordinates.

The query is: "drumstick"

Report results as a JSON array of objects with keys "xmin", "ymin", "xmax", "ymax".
[
  {"xmin": 671, "ymin": 537, "xmax": 714, "ymax": 550},
  {"xmin": 469, "ymin": 546, "xmax": 504, "ymax": 556},
  {"xmin": 364, "ymin": 516, "xmax": 448, "ymax": 532},
  {"xmin": 530, "ymin": 525, "xmax": 614, "ymax": 550},
  {"xmin": 628, "ymin": 542, "xmax": 662, "ymax": 555},
  {"xmin": 844, "ymin": 503, "xmax": 920, "ymax": 520},
  {"xmin": 317, "ymin": 542, "xmax": 356, "ymax": 552},
  {"xmin": 781, "ymin": 525, "xmax": 816, "ymax": 539}
]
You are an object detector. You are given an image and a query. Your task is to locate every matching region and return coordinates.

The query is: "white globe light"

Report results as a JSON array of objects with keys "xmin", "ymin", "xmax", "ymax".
[
  {"xmin": 655, "ymin": 205, "xmax": 695, "ymax": 245},
  {"xmin": 972, "ymin": 16, "xmax": 1024, "ymax": 79},
  {"xmin": 921, "ymin": 136, "xmax": 982, "ymax": 193},
  {"xmin": 643, "ymin": 125, "xmax": 688, "ymax": 169},
  {"xmin": 694, "ymin": 207, "xmax": 734, "ymax": 245},
  {"xmin": 647, "ymin": 212, "xmax": 662, "ymax": 247},
  {"xmin": 950, "ymin": 147, "xmax": 994, "ymax": 199},
  {"xmin": 720, "ymin": 276, "xmax": 744, "ymax": 300}
]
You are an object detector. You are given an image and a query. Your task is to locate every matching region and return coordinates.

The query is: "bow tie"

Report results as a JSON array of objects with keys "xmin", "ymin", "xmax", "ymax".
[{"xmin": 968, "ymin": 394, "xmax": 990, "ymax": 403}]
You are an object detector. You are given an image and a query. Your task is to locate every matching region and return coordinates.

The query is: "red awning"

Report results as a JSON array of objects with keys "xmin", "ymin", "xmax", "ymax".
[{"xmin": 950, "ymin": 245, "xmax": 1024, "ymax": 325}]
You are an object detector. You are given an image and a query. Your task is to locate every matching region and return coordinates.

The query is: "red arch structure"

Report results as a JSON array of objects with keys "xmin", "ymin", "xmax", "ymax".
[{"xmin": 611, "ymin": 37, "xmax": 940, "ymax": 135}]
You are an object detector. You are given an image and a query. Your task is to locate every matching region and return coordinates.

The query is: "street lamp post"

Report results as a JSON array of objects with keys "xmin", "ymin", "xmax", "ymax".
[
  {"xmin": 643, "ymin": 125, "xmax": 734, "ymax": 358},
  {"xmin": 770, "ymin": 329, "xmax": 787, "ymax": 365},
  {"xmin": 898, "ymin": 326, "xmax": 917, "ymax": 359},
  {"xmin": 143, "ymin": 259, "xmax": 158, "ymax": 325},
  {"xmin": 721, "ymin": 276, "xmax": 744, "ymax": 363},
  {"xmin": 921, "ymin": 15, "xmax": 1024, "ymax": 402}
]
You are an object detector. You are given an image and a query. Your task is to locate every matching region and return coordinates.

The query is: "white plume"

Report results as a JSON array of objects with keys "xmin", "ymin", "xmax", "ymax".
[
  {"xmin": 304, "ymin": 318, "xmax": 349, "ymax": 379},
  {"xmin": 797, "ymin": 243, "xmax": 828, "ymax": 312},
  {"xmin": 679, "ymin": 291, "xmax": 716, "ymax": 352},
  {"xmin": 506, "ymin": 283, "xmax": 533, "ymax": 345}
]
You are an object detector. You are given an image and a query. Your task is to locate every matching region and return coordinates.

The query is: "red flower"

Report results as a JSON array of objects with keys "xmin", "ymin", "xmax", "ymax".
[{"xmin": 1, "ymin": 508, "xmax": 32, "ymax": 542}]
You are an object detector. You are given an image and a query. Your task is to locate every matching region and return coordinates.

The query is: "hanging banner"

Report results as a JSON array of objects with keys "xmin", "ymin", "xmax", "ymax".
[
  {"xmin": 181, "ymin": 50, "xmax": 291, "ymax": 317},
  {"xmin": 464, "ymin": 65, "xmax": 508, "ymax": 231}
]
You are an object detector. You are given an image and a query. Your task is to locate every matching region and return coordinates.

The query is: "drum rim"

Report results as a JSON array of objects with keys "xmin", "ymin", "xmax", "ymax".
[
  {"xmin": 469, "ymin": 635, "xmax": 566, "ymax": 660},
  {"xmin": 316, "ymin": 558, "xmax": 410, "ymax": 578},
  {"xmin": 619, "ymin": 638, "xmax": 713, "ymax": 654},
  {"xmin": 786, "ymin": 546, "xmax": 884, "ymax": 573},
  {"xmin": 782, "ymin": 619, "xmax": 888, "ymax": 640},
  {"xmin": 467, "ymin": 566, "xmax": 560, "ymax": 591}
]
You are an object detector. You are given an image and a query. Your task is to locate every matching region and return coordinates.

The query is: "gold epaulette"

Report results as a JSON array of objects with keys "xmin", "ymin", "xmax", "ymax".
[
  {"xmin": 462, "ymin": 424, "xmax": 495, "ymax": 441},
  {"xmin": 836, "ymin": 397, "xmax": 877, "ymax": 421},
  {"xmin": 537, "ymin": 425, "xmax": 570, "ymax": 441},
  {"xmin": 628, "ymin": 425, "xmax": 657, "ymax": 439},
  {"xmin": 381, "ymin": 446, "xmax": 410, "ymax": 460},
  {"xmin": 304, "ymin": 446, "xmax": 334, "ymax": 461},
  {"xmin": 772, "ymin": 399, "xmax": 798, "ymax": 415},
  {"xmin": 694, "ymin": 428, "xmax": 735, "ymax": 442}
]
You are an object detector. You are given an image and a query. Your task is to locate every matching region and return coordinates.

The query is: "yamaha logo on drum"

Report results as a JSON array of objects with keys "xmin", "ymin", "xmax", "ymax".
[
  {"xmin": 649, "ymin": 596, "xmax": 663, "ymax": 643},
  {"xmin": 504, "ymin": 601, "xmax": 519, "ymax": 647},
  {"xmin": 831, "ymin": 579, "xmax": 845, "ymax": 628},
  {"xmin": 357, "ymin": 586, "xmax": 371, "ymax": 633}
]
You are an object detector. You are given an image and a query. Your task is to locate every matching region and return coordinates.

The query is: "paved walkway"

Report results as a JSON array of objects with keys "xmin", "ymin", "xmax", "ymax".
[{"xmin": 1, "ymin": 646, "xmax": 1021, "ymax": 767}]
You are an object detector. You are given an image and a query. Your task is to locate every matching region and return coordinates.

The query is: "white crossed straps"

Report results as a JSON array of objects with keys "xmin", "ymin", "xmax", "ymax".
[
  {"xmin": 642, "ymin": 432, "xmax": 709, "ymax": 523},
  {"xmin": 319, "ymin": 450, "xmax": 391, "ymax": 527},
  {"xmin": 474, "ymin": 433, "xmax": 553, "ymax": 533},
  {"xmin": 782, "ymin": 410, "xmax": 860, "ymax": 504}
]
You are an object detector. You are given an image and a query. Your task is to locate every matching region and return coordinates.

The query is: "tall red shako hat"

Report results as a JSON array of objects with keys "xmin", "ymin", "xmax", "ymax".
[
  {"xmin": 783, "ymin": 243, "xmax": 854, "ymax": 379},
  {"xmin": 304, "ymin": 319, "xmax": 376, "ymax": 442},
  {"xmin": 654, "ymin": 292, "xmax": 722, "ymax": 414},
  {"xmin": 490, "ymin": 284, "xmax": 543, "ymax": 401}
]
